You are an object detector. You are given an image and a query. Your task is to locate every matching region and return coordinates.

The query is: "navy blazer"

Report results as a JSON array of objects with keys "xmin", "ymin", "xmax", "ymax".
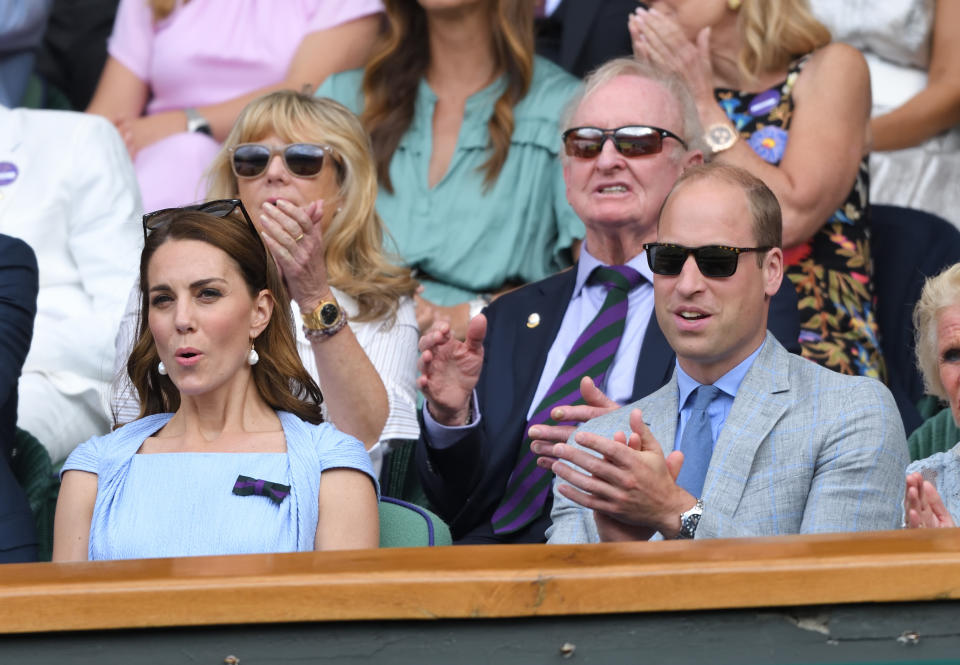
[
  {"xmin": 416, "ymin": 264, "xmax": 801, "ymax": 544},
  {"xmin": 0, "ymin": 234, "xmax": 39, "ymax": 562}
]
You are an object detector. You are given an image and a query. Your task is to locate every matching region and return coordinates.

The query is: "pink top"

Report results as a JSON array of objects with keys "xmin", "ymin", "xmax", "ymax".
[{"xmin": 107, "ymin": 0, "xmax": 382, "ymax": 210}]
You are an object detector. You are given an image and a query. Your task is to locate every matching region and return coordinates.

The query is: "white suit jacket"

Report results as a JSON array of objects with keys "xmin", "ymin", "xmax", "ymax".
[
  {"xmin": 0, "ymin": 106, "xmax": 142, "ymax": 399},
  {"xmin": 548, "ymin": 334, "xmax": 910, "ymax": 543}
]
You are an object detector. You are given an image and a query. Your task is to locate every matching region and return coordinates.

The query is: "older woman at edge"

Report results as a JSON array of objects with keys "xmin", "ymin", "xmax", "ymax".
[{"xmin": 905, "ymin": 263, "xmax": 960, "ymax": 528}]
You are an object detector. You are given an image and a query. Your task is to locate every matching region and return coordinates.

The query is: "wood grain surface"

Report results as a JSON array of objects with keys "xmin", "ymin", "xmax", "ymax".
[{"xmin": 3, "ymin": 528, "xmax": 959, "ymax": 634}]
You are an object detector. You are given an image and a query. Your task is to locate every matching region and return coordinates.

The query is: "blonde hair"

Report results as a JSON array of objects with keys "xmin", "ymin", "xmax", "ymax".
[
  {"xmin": 914, "ymin": 264, "xmax": 960, "ymax": 402},
  {"xmin": 207, "ymin": 91, "xmax": 418, "ymax": 322},
  {"xmin": 737, "ymin": 0, "xmax": 831, "ymax": 79}
]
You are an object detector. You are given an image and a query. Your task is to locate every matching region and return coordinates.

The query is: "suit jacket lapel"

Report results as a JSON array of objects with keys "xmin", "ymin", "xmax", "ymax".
[
  {"xmin": 509, "ymin": 268, "xmax": 578, "ymax": 417},
  {"xmin": 702, "ymin": 333, "xmax": 791, "ymax": 519},
  {"xmin": 643, "ymin": 373, "xmax": 680, "ymax": 455}
]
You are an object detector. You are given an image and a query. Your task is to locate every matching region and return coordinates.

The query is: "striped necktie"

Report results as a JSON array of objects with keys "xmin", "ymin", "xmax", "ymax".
[
  {"xmin": 491, "ymin": 265, "xmax": 645, "ymax": 534},
  {"xmin": 675, "ymin": 384, "xmax": 721, "ymax": 498}
]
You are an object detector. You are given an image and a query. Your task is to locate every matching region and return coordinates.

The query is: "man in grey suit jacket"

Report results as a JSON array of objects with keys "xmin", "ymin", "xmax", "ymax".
[{"xmin": 538, "ymin": 163, "xmax": 909, "ymax": 543}]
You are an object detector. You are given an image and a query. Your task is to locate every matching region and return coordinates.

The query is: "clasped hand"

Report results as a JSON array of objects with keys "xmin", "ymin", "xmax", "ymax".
[{"xmin": 532, "ymin": 406, "xmax": 694, "ymax": 540}]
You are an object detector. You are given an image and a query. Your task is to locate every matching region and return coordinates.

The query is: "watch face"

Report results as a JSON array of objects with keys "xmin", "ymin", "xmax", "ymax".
[
  {"xmin": 707, "ymin": 124, "xmax": 736, "ymax": 151},
  {"xmin": 320, "ymin": 303, "xmax": 340, "ymax": 326}
]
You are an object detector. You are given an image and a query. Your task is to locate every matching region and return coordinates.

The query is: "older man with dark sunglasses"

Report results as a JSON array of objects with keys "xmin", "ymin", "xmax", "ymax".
[
  {"xmin": 413, "ymin": 58, "xmax": 801, "ymax": 545},
  {"xmin": 542, "ymin": 162, "xmax": 908, "ymax": 544}
]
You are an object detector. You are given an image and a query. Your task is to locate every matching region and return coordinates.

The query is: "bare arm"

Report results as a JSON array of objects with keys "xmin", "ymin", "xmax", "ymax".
[
  {"xmin": 88, "ymin": 14, "xmax": 381, "ymax": 152},
  {"xmin": 871, "ymin": 0, "xmax": 960, "ymax": 151},
  {"xmin": 85, "ymin": 55, "xmax": 150, "ymax": 122},
  {"xmin": 52, "ymin": 470, "xmax": 98, "ymax": 562},
  {"xmin": 314, "ymin": 468, "xmax": 379, "ymax": 550},
  {"xmin": 632, "ymin": 9, "xmax": 871, "ymax": 248},
  {"xmin": 260, "ymin": 200, "xmax": 389, "ymax": 449},
  {"xmin": 707, "ymin": 45, "xmax": 871, "ymax": 248}
]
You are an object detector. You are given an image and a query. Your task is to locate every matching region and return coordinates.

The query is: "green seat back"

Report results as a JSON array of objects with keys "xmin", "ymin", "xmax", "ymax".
[{"xmin": 379, "ymin": 497, "xmax": 451, "ymax": 548}]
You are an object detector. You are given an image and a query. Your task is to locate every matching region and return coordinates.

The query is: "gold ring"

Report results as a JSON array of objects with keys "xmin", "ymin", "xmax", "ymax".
[{"xmin": 294, "ymin": 233, "xmax": 305, "ymax": 242}]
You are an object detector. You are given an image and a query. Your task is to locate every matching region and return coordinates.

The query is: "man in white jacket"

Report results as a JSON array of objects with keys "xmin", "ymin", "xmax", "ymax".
[{"xmin": 0, "ymin": 105, "xmax": 142, "ymax": 462}]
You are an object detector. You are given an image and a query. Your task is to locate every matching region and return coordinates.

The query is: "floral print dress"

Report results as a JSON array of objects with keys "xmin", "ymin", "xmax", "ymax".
[{"xmin": 715, "ymin": 56, "xmax": 886, "ymax": 379}]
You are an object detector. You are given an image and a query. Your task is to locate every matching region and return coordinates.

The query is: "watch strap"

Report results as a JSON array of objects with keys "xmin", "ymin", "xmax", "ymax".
[
  {"xmin": 184, "ymin": 107, "xmax": 212, "ymax": 136},
  {"xmin": 676, "ymin": 498, "xmax": 704, "ymax": 539}
]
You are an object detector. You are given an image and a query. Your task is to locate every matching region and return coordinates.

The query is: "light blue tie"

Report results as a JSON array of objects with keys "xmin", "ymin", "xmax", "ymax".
[{"xmin": 675, "ymin": 385, "xmax": 722, "ymax": 498}]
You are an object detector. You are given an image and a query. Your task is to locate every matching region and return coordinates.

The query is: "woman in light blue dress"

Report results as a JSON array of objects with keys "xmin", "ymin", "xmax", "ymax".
[
  {"xmin": 905, "ymin": 263, "xmax": 960, "ymax": 528},
  {"xmin": 53, "ymin": 202, "xmax": 379, "ymax": 561}
]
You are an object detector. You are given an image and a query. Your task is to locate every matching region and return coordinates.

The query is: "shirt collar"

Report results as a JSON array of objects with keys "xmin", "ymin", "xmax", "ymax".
[
  {"xmin": 573, "ymin": 241, "xmax": 653, "ymax": 297},
  {"xmin": 676, "ymin": 340, "xmax": 766, "ymax": 410}
]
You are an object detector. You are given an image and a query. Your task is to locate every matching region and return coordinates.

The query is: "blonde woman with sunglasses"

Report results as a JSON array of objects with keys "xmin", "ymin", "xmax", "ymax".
[
  {"xmin": 113, "ymin": 92, "xmax": 419, "ymax": 478},
  {"xmin": 629, "ymin": 0, "xmax": 883, "ymax": 380}
]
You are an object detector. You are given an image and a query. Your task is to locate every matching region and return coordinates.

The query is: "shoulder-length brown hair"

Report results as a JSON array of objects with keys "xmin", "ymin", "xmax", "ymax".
[
  {"xmin": 207, "ymin": 91, "xmax": 418, "ymax": 321},
  {"xmin": 360, "ymin": 0, "xmax": 534, "ymax": 192},
  {"xmin": 128, "ymin": 209, "xmax": 325, "ymax": 424},
  {"xmin": 738, "ymin": 0, "xmax": 831, "ymax": 79}
]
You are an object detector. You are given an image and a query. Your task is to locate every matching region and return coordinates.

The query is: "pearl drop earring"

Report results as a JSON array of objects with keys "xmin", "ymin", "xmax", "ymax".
[
  {"xmin": 158, "ymin": 360, "xmax": 167, "ymax": 376},
  {"xmin": 247, "ymin": 343, "xmax": 260, "ymax": 366}
]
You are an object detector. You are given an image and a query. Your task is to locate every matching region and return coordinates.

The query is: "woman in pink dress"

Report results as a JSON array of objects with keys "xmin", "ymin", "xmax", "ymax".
[{"xmin": 86, "ymin": 0, "xmax": 382, "ymax": 211}]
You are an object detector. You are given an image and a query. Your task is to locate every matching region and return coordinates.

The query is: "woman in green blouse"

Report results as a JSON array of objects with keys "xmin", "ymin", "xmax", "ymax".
[{"xmin": 318, "ymin": 0, "xmax": 583, "ymax": 338}]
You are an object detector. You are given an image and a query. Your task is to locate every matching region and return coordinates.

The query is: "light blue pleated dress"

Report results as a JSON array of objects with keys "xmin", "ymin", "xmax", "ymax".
[{"xmin": 61, "ymin": 412, "xmax": 378, "ymax": 560}]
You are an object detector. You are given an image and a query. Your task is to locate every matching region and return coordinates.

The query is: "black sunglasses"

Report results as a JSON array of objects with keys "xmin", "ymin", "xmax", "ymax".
[
  {"xmin": 142, "ymin": 199, "xmax": 261, "ymax": 247},
  {"xmin": 643, "ymin": 243, "xmax": 772, "ymax": 278},
  {"xmin": 562, "ymin": 125, "xmax": 687, "ymax": 159},
  {"xmin": 230, "ymin": 142, "xmax": 336, "ymax": 179}
]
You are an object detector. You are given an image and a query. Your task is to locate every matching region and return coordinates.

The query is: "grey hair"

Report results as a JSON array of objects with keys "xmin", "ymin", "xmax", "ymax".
[
  {"xmin": 560, "ymin": 57, "xmax": 707, "ymax": 159},
  {"xmin": 914, "ymin": 263, "xmax": 960, "ymax": 402}
]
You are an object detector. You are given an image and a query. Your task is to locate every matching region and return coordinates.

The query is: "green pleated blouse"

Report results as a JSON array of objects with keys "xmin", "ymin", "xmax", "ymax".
[{"xmin": 317, "ymin": 57, "xmax": 584, "ymax": 306}]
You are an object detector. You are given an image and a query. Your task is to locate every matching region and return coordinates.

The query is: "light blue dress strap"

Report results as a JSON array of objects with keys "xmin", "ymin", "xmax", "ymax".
[
  {"xmin": 61, "ymin": 413, "xmax": 174, "ymax": 481},
  {"xmin": 279, "ymin": 412, "xmax": 380, "ymax": 550}
]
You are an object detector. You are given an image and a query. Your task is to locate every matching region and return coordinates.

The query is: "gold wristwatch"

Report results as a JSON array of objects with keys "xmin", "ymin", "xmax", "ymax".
[
  {"xmin": 302, "ymin": 299, "xmax": 347, "ymax": 340},
  {"xmin": 704, "ymin": 122, "xmax": 738, "ymax": 155}
]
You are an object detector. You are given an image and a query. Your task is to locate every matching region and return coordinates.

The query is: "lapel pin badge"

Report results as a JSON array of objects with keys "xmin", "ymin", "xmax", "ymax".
[{"xmin": 526, "ymin": 313, "xmax": 540, "ymax": 328}]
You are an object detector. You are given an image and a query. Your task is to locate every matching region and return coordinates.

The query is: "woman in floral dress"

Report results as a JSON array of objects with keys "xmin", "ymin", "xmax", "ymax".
[{"xmin": 629, "ymin": 0, "xmax": 883, "ymax": 378}]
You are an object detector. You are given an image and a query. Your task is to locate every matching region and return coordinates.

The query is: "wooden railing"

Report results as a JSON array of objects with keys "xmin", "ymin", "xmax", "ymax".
[{"xmin": 2, "ymin": 528, "xmax": 959, "ymax": 635}]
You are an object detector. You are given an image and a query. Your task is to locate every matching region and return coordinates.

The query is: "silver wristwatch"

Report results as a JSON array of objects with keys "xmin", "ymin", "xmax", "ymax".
[
  {"xmin": 676, "ymin": 498, "xmax": 704, "ymax": 539},
  {"xmin": 184, "ymin": 107, "xmax": 212, "ymax": 136}
]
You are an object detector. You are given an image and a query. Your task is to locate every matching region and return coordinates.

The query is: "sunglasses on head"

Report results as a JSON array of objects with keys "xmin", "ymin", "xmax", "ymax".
[
  {"xmin": 230, "ymin": 142, "xmax": 336, "ymax": 179},
  {"xmin": 643, "ymin": 243, "xmax": 772, "ymax": 278},
  {"xmin": 142, "ymin": 199, "xmax": 261, "ymax": 247},
  {"xmin": 562, "ymin": 125, "xmax": 687, "ymax": 159}
]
